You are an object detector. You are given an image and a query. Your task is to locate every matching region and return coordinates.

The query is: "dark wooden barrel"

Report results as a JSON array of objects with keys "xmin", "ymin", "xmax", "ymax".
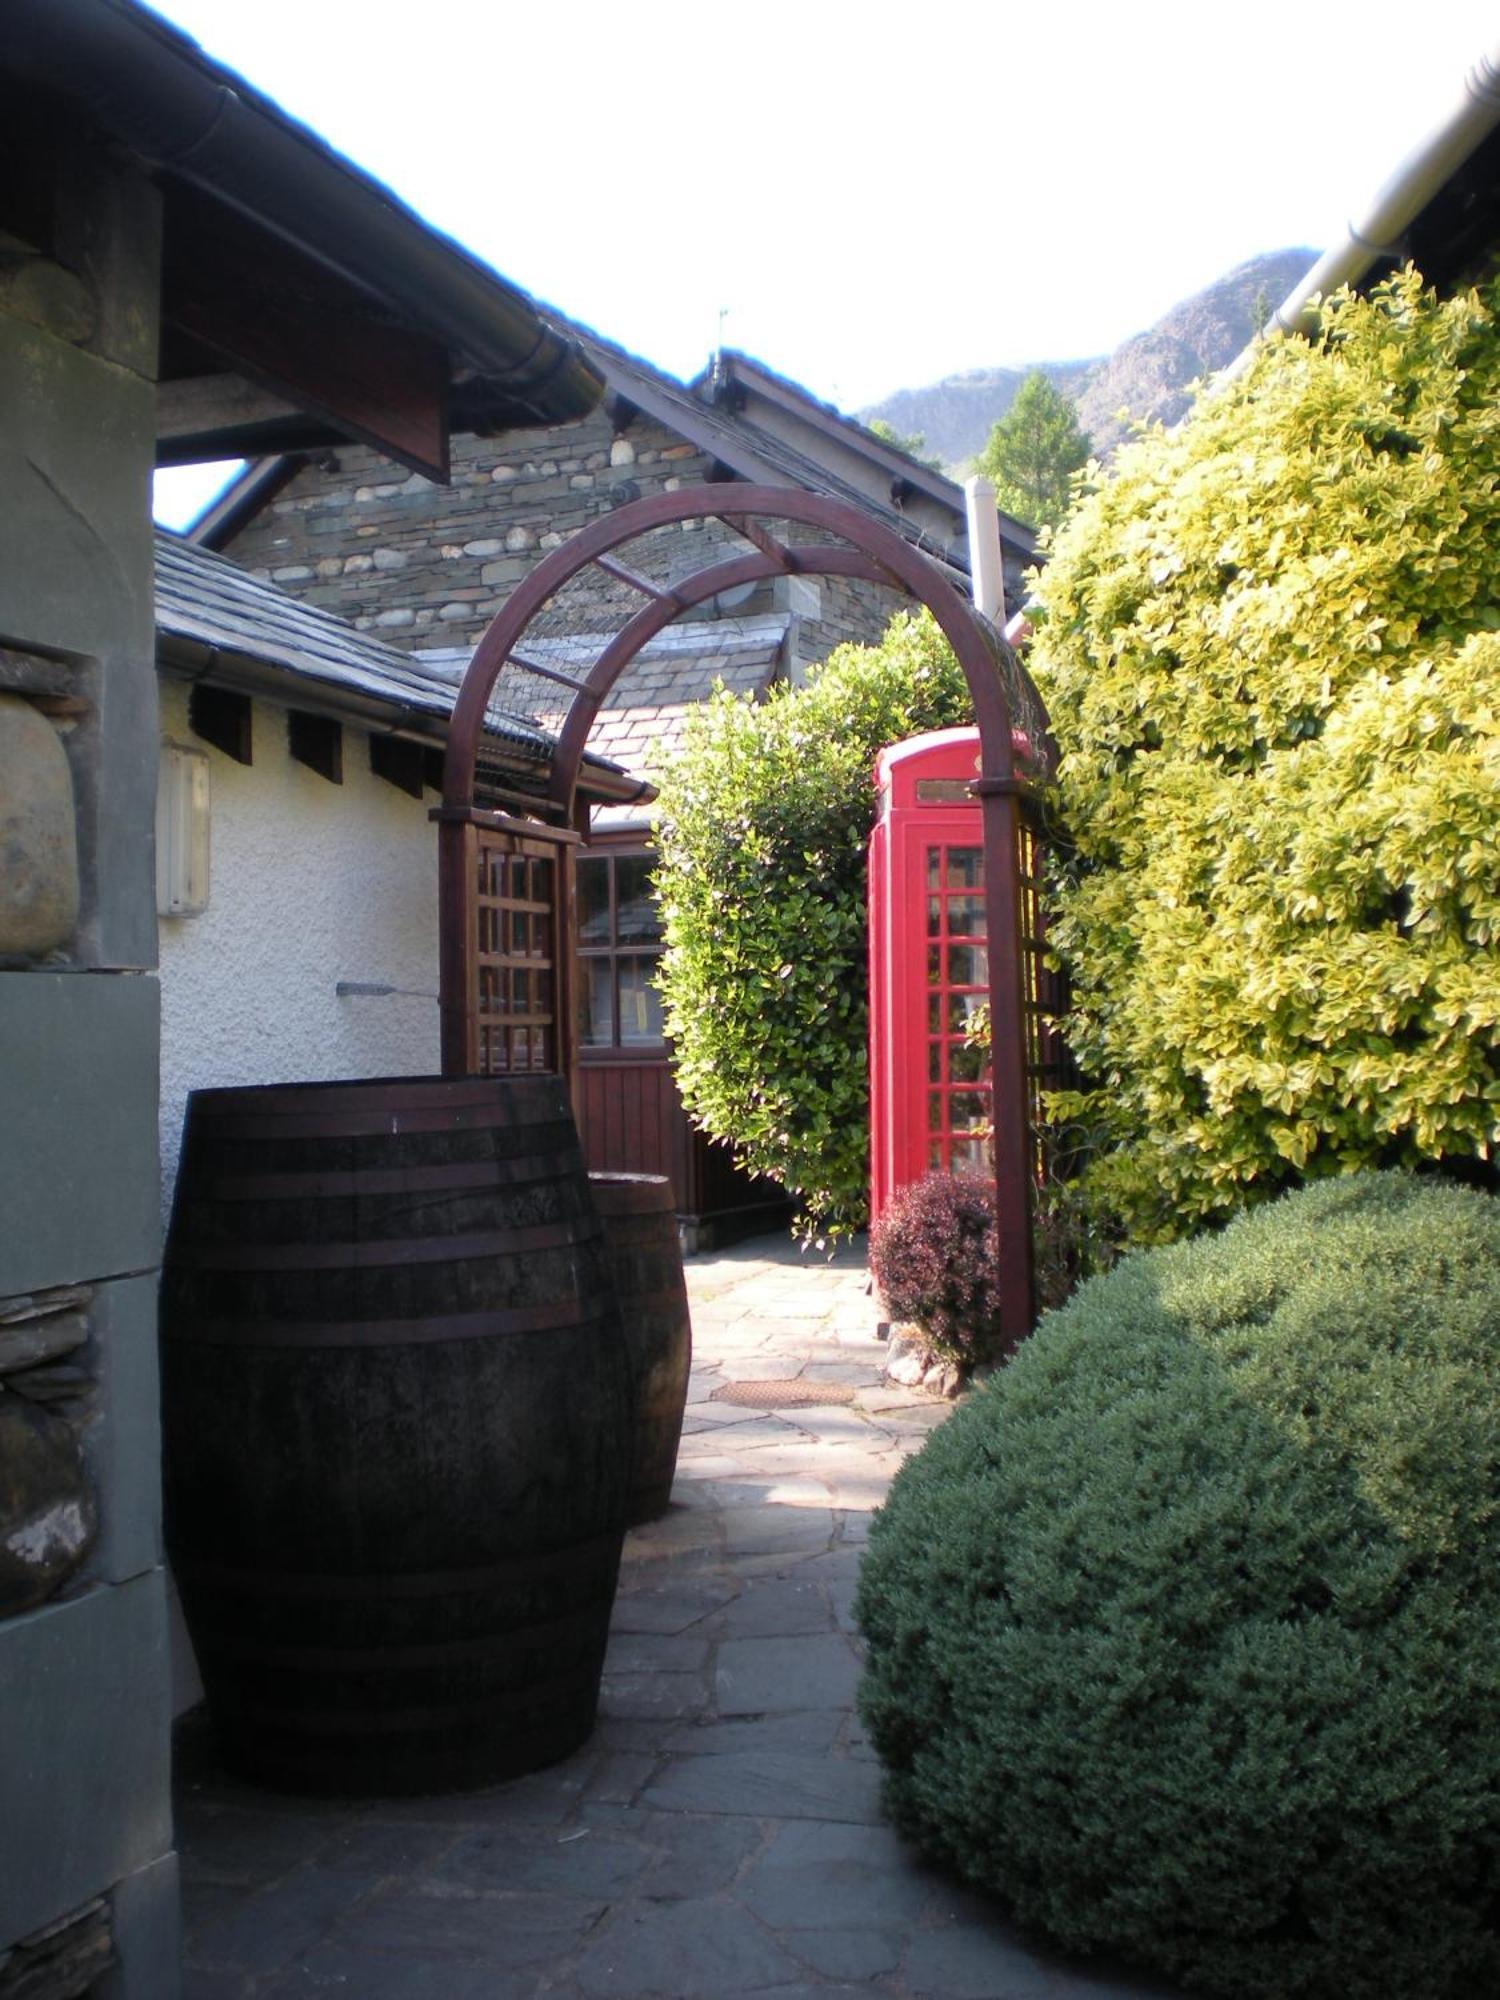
[
  {"xmin": 161, "ymin": 1074, "xmax": 630, "ymax": 1797},
  {"xmin": 588, "ymin": 1173, "xmax": 692, "ymax": 1524}
]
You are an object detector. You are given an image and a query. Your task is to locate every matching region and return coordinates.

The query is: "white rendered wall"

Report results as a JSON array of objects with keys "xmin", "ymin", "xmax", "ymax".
[
  {"xmin": 157, "ymin": 680, "xmax": 444, "ymax": 1712},
  {"xmin": 156, "ymin": 678, "xmax": 442, "ymax": 1224}
]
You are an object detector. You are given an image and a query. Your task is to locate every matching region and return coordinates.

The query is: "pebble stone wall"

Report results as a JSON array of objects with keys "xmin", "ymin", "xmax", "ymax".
[{"xmin": 225, "ymin": 408, "xmax": 908, "ymax": 677}]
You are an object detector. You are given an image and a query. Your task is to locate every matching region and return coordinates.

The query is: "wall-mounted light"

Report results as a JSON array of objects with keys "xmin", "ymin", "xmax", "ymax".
[{"xmin": 157, "ymin": 740, "xmax": 210, "ymax": 917}]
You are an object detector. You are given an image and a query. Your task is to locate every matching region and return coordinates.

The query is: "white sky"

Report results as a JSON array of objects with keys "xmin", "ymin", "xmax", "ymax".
[{"xmin": 150, "ymin": 0, "xmax": 1500, "ymax": 524}]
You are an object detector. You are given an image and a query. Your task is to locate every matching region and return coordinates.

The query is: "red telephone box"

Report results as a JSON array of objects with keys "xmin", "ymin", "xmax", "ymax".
[{"xmin": 869, "ymin": 727, "xmax": 997, "ymax": 1223}]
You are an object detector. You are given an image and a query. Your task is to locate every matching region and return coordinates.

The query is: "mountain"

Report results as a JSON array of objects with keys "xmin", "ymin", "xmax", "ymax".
[{"xmin": 861, "ymin": 248, "xmax": 1320, "ymax": 472}]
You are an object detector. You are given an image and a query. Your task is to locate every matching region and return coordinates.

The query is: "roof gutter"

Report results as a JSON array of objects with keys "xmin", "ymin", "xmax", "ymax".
[
  {"xmin": 8, "ymin": 0, "xmax": 603, "ymax": 425},
  {"xmin": 1220, "ymin": 40, "xmax": 1500, "ymax": 387}
]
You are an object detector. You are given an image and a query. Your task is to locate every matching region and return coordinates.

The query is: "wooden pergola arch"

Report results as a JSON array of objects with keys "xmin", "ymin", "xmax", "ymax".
[{"xmin": 438, "ymin": 484, "xmax": 1051, "ymax": 1342}]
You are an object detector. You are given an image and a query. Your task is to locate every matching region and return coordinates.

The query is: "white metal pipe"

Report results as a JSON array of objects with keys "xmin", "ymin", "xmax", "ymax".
[
  {"xmin": 964, "ymin": 475, "xmax": 1007, "ymax": 624},
  {"xmin": 1219, "ymin": 41, "xmax": 1500, "ymax": 390}
]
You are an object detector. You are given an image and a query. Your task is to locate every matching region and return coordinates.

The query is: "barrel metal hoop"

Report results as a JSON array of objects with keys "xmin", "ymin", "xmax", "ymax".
[{"xmin": 163, "ymin": 1295, "xmax": 619, "ymax": 1348}]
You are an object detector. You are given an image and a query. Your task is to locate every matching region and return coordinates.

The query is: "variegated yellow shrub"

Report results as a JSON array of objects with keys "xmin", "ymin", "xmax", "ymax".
[{"xmin": 1032, "ymin": 269, "xmax": 1500, "ymax": 1239}]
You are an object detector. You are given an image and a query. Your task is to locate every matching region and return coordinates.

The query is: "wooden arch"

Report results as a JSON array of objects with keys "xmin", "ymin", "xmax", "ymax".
[{"xmin": 438, "ymin": 484, "xmax": 1051, "ymax": 1343}]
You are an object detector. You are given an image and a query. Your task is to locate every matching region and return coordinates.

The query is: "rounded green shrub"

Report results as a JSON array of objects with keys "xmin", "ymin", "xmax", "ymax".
[{"xmin": 855, "ymin": 1171, "xmax": 1500, "ymax": 2000}]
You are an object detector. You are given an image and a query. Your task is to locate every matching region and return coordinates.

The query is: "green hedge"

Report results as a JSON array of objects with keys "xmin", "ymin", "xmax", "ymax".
[
  {"xmin": 652, "ymin": 611, "xmax": 971, "ymax": 1237},
  {"xmin": 1031, "ymin": 269, "xmax": 1500, "ymax": 1242},
  {"xmin": 855, "ymin": 1171, "xmax": 1500, "ymax": 2000}
]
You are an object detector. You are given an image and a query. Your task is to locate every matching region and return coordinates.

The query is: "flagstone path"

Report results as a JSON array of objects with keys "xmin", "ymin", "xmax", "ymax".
[{"xmin": 176, "ymin": 1233, "xmax": 1183, "ymax": 2000}]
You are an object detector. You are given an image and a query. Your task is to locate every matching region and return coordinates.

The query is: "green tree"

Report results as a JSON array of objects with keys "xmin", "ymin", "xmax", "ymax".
[
  {"xmin": 976, "ymin": 370, "xmax": 1092, "ymax": 530},
  {"xmin": 652, "ymin": 613, "xmax": 971, "ymax": 1239},
  {"xmin": 1032, "ymin": 268, "xmax": 1500, "ymax": 1242}
]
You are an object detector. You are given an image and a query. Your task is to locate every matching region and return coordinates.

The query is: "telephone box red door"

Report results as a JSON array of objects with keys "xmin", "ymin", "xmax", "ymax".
[{"xmin": 869, "ymin": 727, "xmax": 996, "ymax": 1223}]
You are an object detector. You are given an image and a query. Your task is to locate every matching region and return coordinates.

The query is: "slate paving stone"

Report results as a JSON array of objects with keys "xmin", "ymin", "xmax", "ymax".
[
  {"xmin": 599, "ymin": 1670, "xmax": 709, "ymax": 1721},
  {"xmin": 903, "ymin": 1921, "xmax": 1057, "ymax": 1998},
  {"xmin": 628, "ymin": 1808, "xmax": 768, "ymax": 1898},
  {"xmin": 665, "ymin": 1451, "xmax": 753, "ymax": 1482},
  {"xmin": 662, "ymin": 1709, "xmax": 843, "ymax": 1756},
  {"xmin": 177, "ymin": 1804, "xmax": 336, "ymax": 1885},
  {"xmin": 885, "ymin": 1401, "xmax": 957, "ymax": 1431},
  {"xmin": 588, "ymin": 1715, "xmax": 678, "ymax": 1757},
  {"xmin": 577, "ymin": 1750, "xmax": 661, "ymax": 1804},
  {"xmin": 707, "ymin": 1351, "xmax": 809, "ymax": 1380},
  {"xmin": 311, "ymin": 1819, "xmax": 460, "ymax": 1878},
  {"xmin": 678, "ymin": 1402, "xmax": 771, "ymax": 1429},
  {"xmin": 607, "ymin": 1578, "xmax": 738, "ymax": 1635},
  {"xmin": 184, "ymin": 1969, "xmax": 252, "ymax": 1999},
  {"xmin": 717, "ymin": 1574, "xmax": 836, "ymax": 1637},
  {"xmin": 718, "ymin": 1505, "xmax": 836, "ymax": 1559},
  {"xmin": 434, "ymin": 1824, "xmax": 655, "ymax": 1901},
  {"xmin": 738, "ymin": 1817, "xmax": 931, "ymax": 1929},
  {"xmin": 641, "ymin": 1747, "xmax": 884, "ymax": 1825},
  {"xmin": 334, "ymin": 1883, "xmax": 604, "ymax": 1964},
  {"xmin": 684, "ymin": 1415, "xmax": 806, "ymax": 1451},
  {"xmin": 363, "ymin": 1764, "xmax": 596, "ymax": 1830},
  {"xmin": 571, "ymin": 1898, "xmax": 805, "ymax": 1997},
  {"xmin": 855, "ymin": 1384, "xmax": 942, "ymax": 1413},
  {"xmin": 185, "ymin": 1865, "xmax": 376, "ymax": 1977},
  {"xmin": 716, "ymin": 1634, "xmax": 862, "ymax": 1714},
  {"xmin": 263, "ymin": 1955, "xmax": 541, "ymax": 1999},
  {"xmin": 802, "ymin": 1359, "xmax": 886, "ymax": 1385},
  {"xmin": 180, "ymin": 1879, "xmax": 256, "ymax": 1949},
  {"xmin": 787, "ymin": 1409, "xmax": 896, "ymax": 1452},
  {"xmin": 783, "ymin": 1923, "xmax": 904, "ymax": 1981},
  {"xmin": 603, "ymin": 1631, "xmax": 712, "ymax": 1674}
]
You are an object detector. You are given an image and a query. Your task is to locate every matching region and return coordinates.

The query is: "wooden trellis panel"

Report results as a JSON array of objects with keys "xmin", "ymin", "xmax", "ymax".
[{"xmin": 437, "ymin": 812, "xmax": 577, "ymax": 1078}]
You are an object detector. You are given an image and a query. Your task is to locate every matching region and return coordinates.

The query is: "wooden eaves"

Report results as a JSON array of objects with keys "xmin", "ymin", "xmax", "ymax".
[{"xmin": 7, "ymin": 0, "xmax": 606, "ymax": 481}]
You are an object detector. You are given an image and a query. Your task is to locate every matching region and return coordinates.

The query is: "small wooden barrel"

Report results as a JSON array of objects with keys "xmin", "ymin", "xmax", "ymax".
[
  {"xmin": 161, "ymin": 1074, "xmax": 630, "ymax": 1797},
  {"xmin": 589, "ymin": 1173, "xmax": 693, "ymax": 1524}
]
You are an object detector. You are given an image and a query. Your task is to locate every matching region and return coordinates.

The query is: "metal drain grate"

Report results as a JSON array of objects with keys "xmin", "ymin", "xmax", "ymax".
[{"xmin": 710, "ymin": 1378, "xmax": 856, "ymax": 1408}]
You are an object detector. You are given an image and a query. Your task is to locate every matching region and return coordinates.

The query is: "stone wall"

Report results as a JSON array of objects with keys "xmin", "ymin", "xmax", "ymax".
[
  {"xmin": 0, "ymin": 139, "xmax": 180, "ymax": 1996},
  {"xmin": 225, "ymin": 411, "xmax": 910, "ymax": 680},
  {"xmin": 228, "ymin": 408, "xmax": 720, "ymax": 659}
]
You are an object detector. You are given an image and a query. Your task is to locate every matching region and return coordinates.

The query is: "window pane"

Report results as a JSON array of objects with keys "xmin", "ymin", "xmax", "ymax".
[
  {"xmin": 577, "ymin": 858, "xmax": 610, "ymax": 945},
  {"xmin": 949, "ymin": 1090, "xmax": 989, "ymax": 1131},
  {"xmin": 581, "ymin": 957, "xmax": 613, "ymax": 1047},
  {"xmin": 618, "ymin": 954, "xmax": 664, "ymax": 1045},
  {"xmin": 615, "ymin": 855, "xmax": 661, "ymax": 944},
  {"xmin": 947, "ymin": 845, "xmax": 984, "ymax": 890},
  {"xmin": 949, "ymin": 1036, "xmax": 986, "ymax": 1083},
  {"xmin": 945, "ymin": 894, "xmax": 986, "ymax": 937},
  {"xmin": 945, "ymin": 990, "xmax": 987, "ymax": 1033},
  {"xmin": 926, "ymin": 846, "xmax": 943, "ymax": 891},
  {"xmin": 947, "ymin": 943, "xmax": 988, "ymax": 988}
]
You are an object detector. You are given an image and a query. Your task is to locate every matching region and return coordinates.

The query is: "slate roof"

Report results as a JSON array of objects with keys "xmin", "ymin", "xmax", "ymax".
[
  {"xmin": 415, "ymin": 613, "xmax": 790, "ymax": 777},
  {"xmin": 152, "ymin": 533, "xmax": 636, "ymax": 784},
  {"xmin": 570, "ymin": 331, "xmax": 1015, "ymax": 581}
]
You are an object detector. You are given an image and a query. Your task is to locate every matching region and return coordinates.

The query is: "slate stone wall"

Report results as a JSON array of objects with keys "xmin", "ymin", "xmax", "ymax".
[
  {"xmin": 225, "ymin": 410, "xmax": 908, "ymax": 677},
  {"xmin": 228, "ymin": 409, "xmax": 725, "ymax": 658}
]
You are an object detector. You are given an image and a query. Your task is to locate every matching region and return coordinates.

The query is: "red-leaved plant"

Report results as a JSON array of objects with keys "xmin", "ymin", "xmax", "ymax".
[{"xmin": 869, "ymin": 1173, "xmax": 1002, "ymax": 1369}]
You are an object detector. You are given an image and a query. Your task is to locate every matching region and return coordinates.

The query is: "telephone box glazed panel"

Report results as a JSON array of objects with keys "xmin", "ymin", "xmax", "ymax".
[{"xmin": 869, "ymin": 727, "xmax": 1006, "ymax": 1223}]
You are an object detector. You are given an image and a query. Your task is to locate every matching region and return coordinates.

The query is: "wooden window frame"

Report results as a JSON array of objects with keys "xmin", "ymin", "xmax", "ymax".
[{"xmin": 576, "ymin": 845, "xmax": 667, "ymax": 1060}]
